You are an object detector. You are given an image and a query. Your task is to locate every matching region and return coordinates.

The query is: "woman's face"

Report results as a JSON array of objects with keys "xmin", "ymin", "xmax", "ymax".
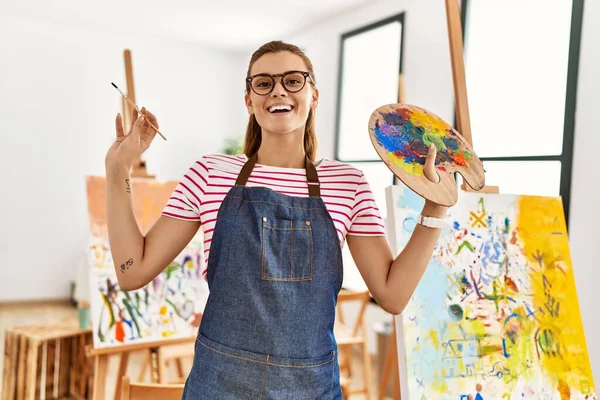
[{"xmin": 245, "ymin": 51, "xmax": 318, "ymax": 136}]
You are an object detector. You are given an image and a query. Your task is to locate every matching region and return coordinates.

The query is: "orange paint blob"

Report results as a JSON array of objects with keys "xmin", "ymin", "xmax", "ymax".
[
  {"xmin": 115, "ymin": 320, "xmax": 125, "ymax": 343},
  {"xmin": 453, "ymin": 153, "xmax": 467, "ymax": 166}
]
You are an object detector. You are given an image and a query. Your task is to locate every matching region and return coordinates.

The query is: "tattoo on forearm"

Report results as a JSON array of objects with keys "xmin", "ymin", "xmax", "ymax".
[
  {"xmin": 120, "ymin": 258, "xmax": 134, "ymax": 273},
  {"xmin": 125, "ymin": 179, "xmax": 131, "ymax": 193}
]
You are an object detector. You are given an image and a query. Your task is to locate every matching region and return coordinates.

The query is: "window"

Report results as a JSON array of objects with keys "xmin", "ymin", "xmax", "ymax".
[
  {"xmin": 335, "ymin": 14, "xmax": 405, "ymax": 290},
  {"xmin": 334, "ymin": 12, "xmax": 406, "ymax": 217},
  {"xmin": 461, "ymin": 0, "xmax": 584, "ymax": 224}
]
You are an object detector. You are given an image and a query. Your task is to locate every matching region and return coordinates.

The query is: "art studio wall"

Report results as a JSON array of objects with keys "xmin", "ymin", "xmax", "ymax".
[
  {"xmin": 0, "ymin": 13, "xmax": 248, "ymax": 301},
  {"xmin": 286, "ymin": 0, "xmax": 600, "ymax": 387}
]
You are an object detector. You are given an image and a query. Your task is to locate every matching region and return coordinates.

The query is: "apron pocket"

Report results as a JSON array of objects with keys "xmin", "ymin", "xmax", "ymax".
[
  {"xmin": 190, "ymin": 333, "xmax": 338, "ymax": 400},
  {"xmin": 185, "ymin": 334, "xmax": 270, "ymax": 399},
  {"xmin": 261, "ymin": 217, "xmax": 313, "ymax": 282},
  {"xmin": 263, "ymin": 351, "xmax": 338, "ymax": 400}
]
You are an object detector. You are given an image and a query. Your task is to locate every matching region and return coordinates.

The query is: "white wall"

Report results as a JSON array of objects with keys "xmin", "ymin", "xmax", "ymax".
[
  {"xmin": 0, "ymin": 14, "xmax": 248, "ymax": 301},
  {"xmin": 286, "ymin": 0, "xmax": 600, "ymax": 384}
]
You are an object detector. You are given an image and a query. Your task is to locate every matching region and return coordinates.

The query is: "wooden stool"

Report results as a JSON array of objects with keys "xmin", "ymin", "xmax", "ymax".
[
  {"xmin": 2, "ymin": 318, "xmax": 92, "ymax": 400},
  {"xmin": 137, "ymin": 340, "xmax": 195, "ymax": 384},
  {"xmin": 121, "ymin": 375, "xmax": 184, "ymax": 400},
  {"xmin": 335, "ymin": 289, "xmax": 373, "ymax": 399},
  {"xmin": 341, "ymin": 375, "xmax": 351, "ymax": 400}
]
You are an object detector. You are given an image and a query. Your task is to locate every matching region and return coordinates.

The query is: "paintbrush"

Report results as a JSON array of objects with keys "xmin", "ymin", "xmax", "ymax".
[{"xmin": 111, "ymin": 82, "xmax": 167, "ymax": 141}]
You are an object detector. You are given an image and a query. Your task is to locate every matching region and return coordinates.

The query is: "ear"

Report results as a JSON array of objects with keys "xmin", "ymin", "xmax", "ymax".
[
  {"xmin": 311, "ymin": 87, "xmax": 319, "ymax": 109},
  {"xmin": 245, "ymin": 93, "xmax": 254, "ymax": 114}
]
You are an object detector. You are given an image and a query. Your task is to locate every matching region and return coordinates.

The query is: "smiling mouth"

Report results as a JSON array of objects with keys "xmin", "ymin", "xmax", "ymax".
[{"xmin": 268, "ymin": 104, "xmax": 294, "ymax": 113}]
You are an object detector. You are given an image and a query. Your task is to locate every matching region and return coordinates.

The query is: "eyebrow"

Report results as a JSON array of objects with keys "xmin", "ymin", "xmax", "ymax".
[{"xmin": 249, "ymin": 70, "xmax": 304, "ymax": 76}]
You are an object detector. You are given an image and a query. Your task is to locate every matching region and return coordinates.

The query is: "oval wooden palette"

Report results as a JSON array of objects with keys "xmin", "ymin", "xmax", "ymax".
[{"xmin": 368, "ymin": 103, "xmax": 485, "ymax": 206}]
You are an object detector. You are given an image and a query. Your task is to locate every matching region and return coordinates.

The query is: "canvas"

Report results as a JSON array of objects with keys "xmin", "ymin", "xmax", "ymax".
[
  {"xmin": 386, "ymin": 184, "xmax": 596, "ymax": 400},
  {"xmin": 85, "ymin": 176, "xmax": 207, "ymax": 348}
]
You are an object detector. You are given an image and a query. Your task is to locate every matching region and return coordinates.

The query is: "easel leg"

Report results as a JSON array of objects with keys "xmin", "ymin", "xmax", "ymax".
[
  {"xmin": 175, "ymin": 358, "xmax": 185, "ymax": 382},
  {"xmin": 137, "ymin": 350, "xmax": 150, "ymax": 381},
  {"xmin": 112, "ymin": 352, "xmax": 130, "ymax": 400},
  {"xmin": 378, "ymin": 343, "xmax": 393, "ymax": 399},
  {"xmin": 92, "ymin": 355, "xmax": 108, "ymax": 400},
  {"xmin": 378, "ymin": 319, "xmax": 400, "ymax": 400},
  {"xmin": 391, "ymin": 322, "xmax": 400, "ymax": 400},
  {"xmin": 361, "ymin": 319, "xmax": 373, "ymax": 399}
]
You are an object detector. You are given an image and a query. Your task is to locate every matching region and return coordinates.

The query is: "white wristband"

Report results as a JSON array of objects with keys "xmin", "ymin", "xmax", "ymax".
[{"xmin": 417, "ymin": 214, "xmax": 450, "ymax": 229}]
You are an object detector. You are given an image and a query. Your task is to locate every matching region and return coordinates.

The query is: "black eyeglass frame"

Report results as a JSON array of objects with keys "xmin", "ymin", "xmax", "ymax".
[{"xmin": 245, "ymin": 70, "xmax": 313, "ymax": 96}]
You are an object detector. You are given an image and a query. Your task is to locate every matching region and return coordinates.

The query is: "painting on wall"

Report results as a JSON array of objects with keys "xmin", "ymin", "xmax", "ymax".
[
  {"xmin": 85, "ymin": 176, "xmax": 207, "ymax": 349},
  {"xmin": 386, "ymin": 184, "xmax": 596, "ymax": 400}
]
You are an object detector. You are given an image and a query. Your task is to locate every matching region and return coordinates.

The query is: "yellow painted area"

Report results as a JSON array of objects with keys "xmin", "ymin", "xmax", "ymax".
[
  {"xmin": 387, "ymin": 152, "xmax": 423, "ymax": 176},
  {"xmin": 184, "ymin": 259, "xmax": 195, "ymax": 270},
  {"xmin": 469, "ymin": 319, "xmax": 487, "ymax": 338},
  {"xmin": 100, "ymin": 294, "xmax": 115, "ymax": 326},
  {"xmin": 431, "ymin": 374, "xmax": 449, "ymax": 393},
  {"xmin": 516, "ymin": 196, "xmax": 594, "ymax": 395},
  {"xmin": 410, "ymin": 107, "xmax": 451, "ymax": 133},
  {"xmin": 429, "ymin": 329, "xmax": 440, "ymax": 348}
]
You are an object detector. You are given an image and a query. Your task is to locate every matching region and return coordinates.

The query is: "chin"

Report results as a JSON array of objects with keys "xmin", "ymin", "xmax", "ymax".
[
  {"xmin": 261, "ymin": 120, "xmax": 302, "ymax": 135},
  {"xmin": 265, "ymin": 126, "xmax": 299, "ymax": 135}
]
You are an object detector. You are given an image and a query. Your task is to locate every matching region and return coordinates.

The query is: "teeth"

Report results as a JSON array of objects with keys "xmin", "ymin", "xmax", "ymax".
[{"xmin": 269, "ymin": 104, "xmax": 292, "ymax": 112}]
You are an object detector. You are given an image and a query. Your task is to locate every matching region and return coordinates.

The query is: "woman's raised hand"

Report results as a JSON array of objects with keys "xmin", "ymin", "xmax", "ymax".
[{"xmin": 105, "ymin": 107, "xmax": 159, "ymax": 170}]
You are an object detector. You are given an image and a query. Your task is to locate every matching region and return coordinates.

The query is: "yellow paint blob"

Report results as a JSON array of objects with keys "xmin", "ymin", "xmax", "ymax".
[
  {"xmin": 388, "ymin": 153, "xmax": 423, "ymax": 176},
  {"xmin": 410, "ymin": 108, "xmax": 451, "ymax": 133}
]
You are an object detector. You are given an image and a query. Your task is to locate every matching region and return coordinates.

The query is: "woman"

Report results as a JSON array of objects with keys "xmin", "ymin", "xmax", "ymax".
[{"xmin": 105, "ymin": 40, "xmax": 447, "ymax": 399}]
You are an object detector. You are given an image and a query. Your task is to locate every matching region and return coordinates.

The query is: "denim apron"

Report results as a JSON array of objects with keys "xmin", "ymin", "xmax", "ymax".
[{"xmin": 182, "ymin": 154, "xmax": 344, "ymax": 399}]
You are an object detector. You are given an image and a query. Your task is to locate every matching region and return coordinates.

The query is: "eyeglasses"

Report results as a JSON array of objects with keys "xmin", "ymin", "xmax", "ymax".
[{"xmin": 246, "ymin": 70, "xmax": 312, "ymax": 96}]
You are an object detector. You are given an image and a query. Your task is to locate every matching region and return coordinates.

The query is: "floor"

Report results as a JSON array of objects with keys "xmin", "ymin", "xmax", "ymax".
[{"xmin": 0, "ymin": 300, "xmax": 395, "ymax": 399}]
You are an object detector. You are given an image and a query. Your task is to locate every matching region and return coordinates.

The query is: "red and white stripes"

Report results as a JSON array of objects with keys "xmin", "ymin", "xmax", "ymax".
[{"xmin": 162, "ymin": 154, "xmax": 386, "ymax": 275}]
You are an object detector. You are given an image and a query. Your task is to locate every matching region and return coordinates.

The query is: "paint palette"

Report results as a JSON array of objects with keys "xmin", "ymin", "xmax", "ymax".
[{"xmin": 369, "ymin": 103, "xmax": 485, "ymax": 206}]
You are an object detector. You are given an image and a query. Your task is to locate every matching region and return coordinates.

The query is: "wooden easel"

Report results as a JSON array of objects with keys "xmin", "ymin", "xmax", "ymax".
[
  {"xmin": 87, "ymin": 336, "xmax": 195, "ymax": 400},
  {"xmin": 85, "ymin": 49, "xmax": 195, "ymax": 400},
  {"xmin": 444, "ymin": 1, "xmax": 498, "ymax": 194},
  {"xmin": 121, "ymin": 49, "xmax": 155, "ymax": 179},
  {"xmin": 378, "ymin": 1, "xmax": 499, "ymax": 399}
]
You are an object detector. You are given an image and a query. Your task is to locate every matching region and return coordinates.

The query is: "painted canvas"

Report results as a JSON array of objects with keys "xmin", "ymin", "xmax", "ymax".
[
  {"xmin": 85, "ymin": 176, "xmax": 208, "ymax": 348},
  {"xmin": 386, "ymin": 184, "xmax": 596, "ymax": 400}
]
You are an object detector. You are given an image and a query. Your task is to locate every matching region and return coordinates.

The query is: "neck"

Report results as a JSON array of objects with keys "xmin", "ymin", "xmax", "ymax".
[{"xmin": 256, "ymin": 128, "xmax": 307, "ymax": 168}]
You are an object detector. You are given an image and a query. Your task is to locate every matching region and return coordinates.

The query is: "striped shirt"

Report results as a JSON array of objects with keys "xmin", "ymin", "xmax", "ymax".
[{"xmin": 161, "ymin": 154, "xmax": 386, "ymax": 276}]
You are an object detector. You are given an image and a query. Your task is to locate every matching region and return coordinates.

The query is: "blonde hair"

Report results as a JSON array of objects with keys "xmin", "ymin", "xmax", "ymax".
[{"xmin": 243, "ymin": 41, "xmax": 318, "ymax": 161}]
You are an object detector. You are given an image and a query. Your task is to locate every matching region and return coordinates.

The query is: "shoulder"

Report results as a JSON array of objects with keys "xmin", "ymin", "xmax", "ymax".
[
  {"xmin": 317, "ymin": 158, "xmax": 364, "ymax": 180},
  {"xmin": 189, "ymin": 153, "xmax": 247, "ymax": 174}
]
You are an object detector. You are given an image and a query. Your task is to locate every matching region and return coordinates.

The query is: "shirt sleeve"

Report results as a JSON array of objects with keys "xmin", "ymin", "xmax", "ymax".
[
  {"xmin": 348, "ymin": 172, "xmax": 386, "ymax": 236},
  {"xmin": 161, "ymin": 158, "xmax": 209, "ymax": 222}
]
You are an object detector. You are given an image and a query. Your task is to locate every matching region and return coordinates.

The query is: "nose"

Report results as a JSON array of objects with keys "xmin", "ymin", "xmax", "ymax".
[{"xmin": 270, "ymin": 78, "xmax": 287, "ymax": 97}]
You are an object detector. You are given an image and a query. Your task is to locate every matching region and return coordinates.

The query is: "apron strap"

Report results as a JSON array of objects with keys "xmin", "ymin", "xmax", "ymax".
[
  {"xmin": 235, "ymin": 154, "xmax": 257, "ymax": 187},
  {"xmin": 305, "ymin": 156, "xmax": 321, "ymax": 198},
  {"xmin": 235, "ymin": 154, "xmax": 321, "ymax": 198}
]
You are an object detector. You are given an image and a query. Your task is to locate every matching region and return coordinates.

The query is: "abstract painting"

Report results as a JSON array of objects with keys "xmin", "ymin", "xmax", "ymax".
[
  {"xmin": 386, "ymin": 184, "xmax": 596, "ymax": 400},
  {"xmin": 85, "ymin": 176, "xmax": 207, "ymax": 349}
]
